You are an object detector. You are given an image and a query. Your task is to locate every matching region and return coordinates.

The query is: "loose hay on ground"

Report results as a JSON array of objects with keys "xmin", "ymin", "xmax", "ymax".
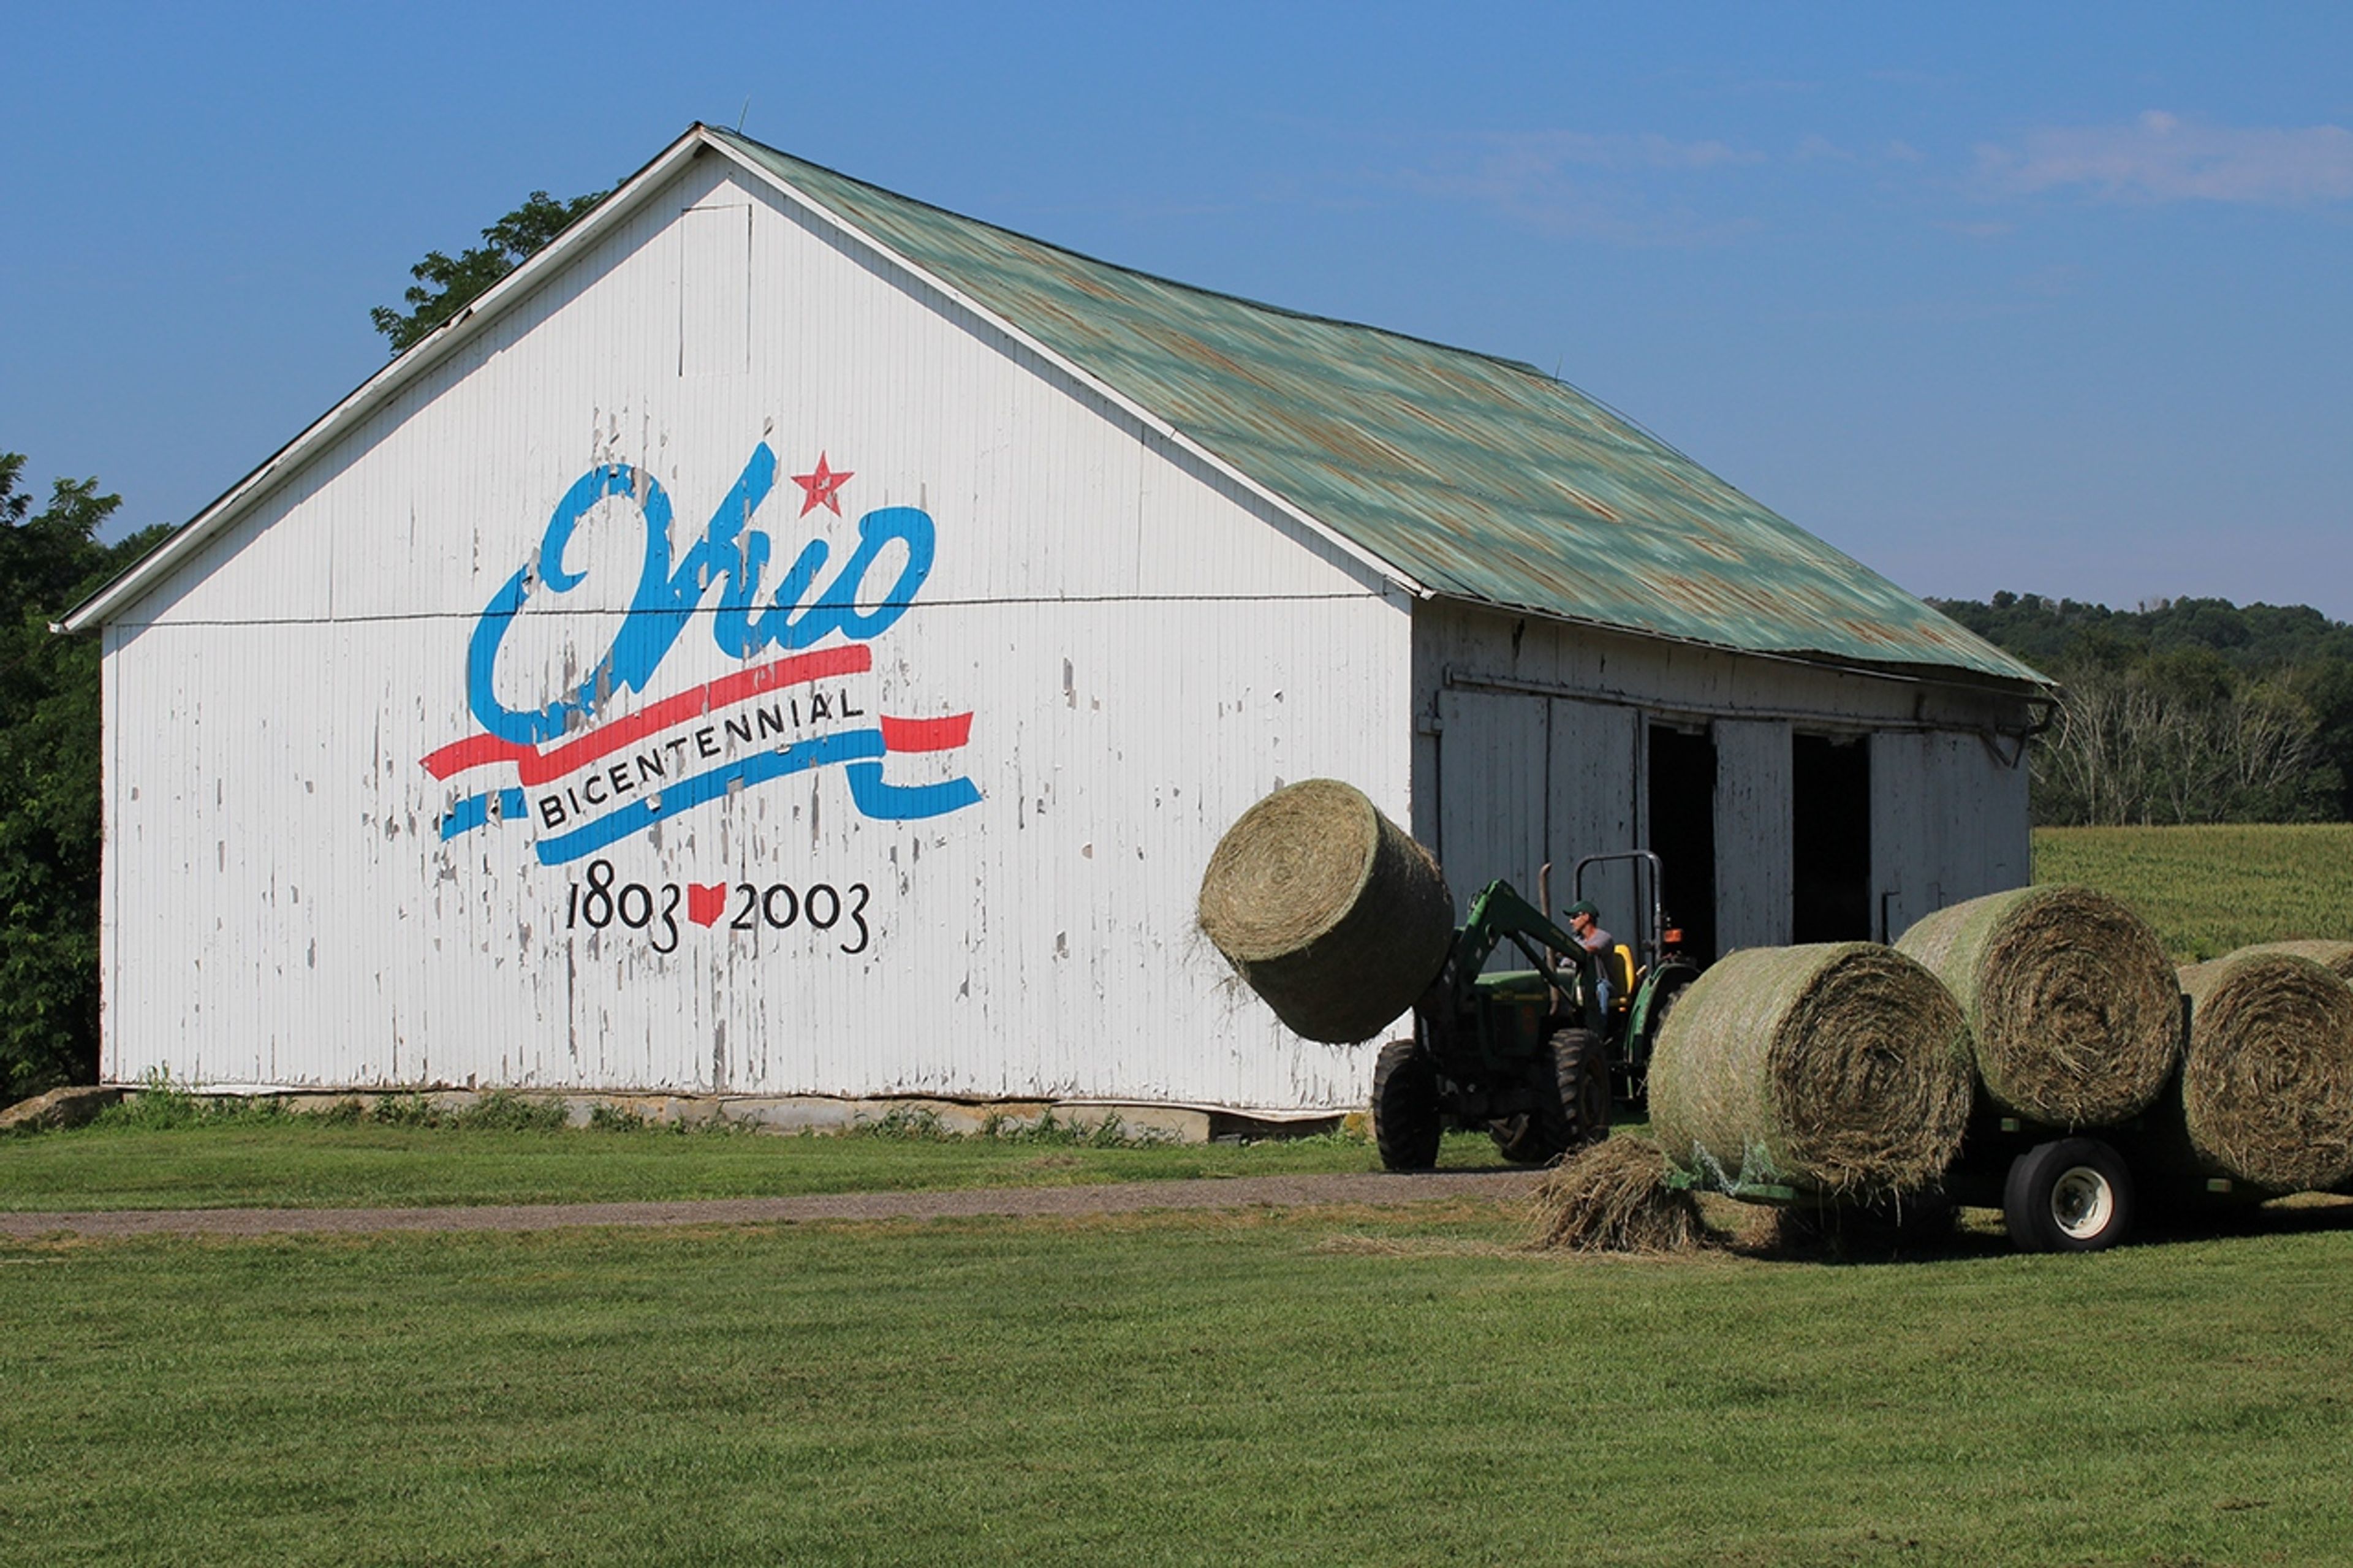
[
  {"xmin": 1528, "ymin": 1136, "xmax": 1705, "ymax": 1254},
  {"xmin": 1197, "ymin": 779, "xmax": 1454, "ymax": 1043},
  {"xmin": 2161, "ymin": 953, "xmax": 2353, "ymax": 1194},
  {"xmin": 1648, "ymin": 944, "xmax": 1973, "ymax": 1202},
  {"xmin": 1895, "ymin": 884, "xmax": 2179, "ymax": 1127}
]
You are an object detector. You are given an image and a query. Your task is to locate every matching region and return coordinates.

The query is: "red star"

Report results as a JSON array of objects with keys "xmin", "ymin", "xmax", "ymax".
[{"xmin": 791, "ymin": 452, "xmax": 854, "ymax": 516}]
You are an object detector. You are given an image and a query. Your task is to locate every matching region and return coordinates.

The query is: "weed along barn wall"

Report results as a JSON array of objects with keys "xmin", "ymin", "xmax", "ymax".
[{"xmin": 91, "ymin": 148, "xmax": 1414, "ymax": 1108}]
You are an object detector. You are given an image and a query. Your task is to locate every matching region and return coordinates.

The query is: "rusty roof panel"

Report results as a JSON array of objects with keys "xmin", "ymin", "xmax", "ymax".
[{"xmin": 718, "ymin": 130, "xmax": 2043, "ymax": 687}]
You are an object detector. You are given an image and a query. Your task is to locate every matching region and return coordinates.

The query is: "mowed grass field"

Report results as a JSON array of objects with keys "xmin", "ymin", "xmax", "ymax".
[
  {"xmin": 5, "ymin": 822, "xmax": 2353, "ymax": 1562},
  {"xmin": 7, "ymin": 1202, "xmax": 2352, "ymax": 1566},
  {"xmin": 0, "ymin": 1112, "xmax": 1441, "ymax": 1214}
]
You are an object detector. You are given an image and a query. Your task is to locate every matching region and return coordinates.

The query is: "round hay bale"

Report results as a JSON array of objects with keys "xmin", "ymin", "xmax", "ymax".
[
  {"xmin": 1197, "ymin": 779, "xmax": 1454, "ymax": 1043},
  {"xmin": 1894, "ymin": 885, "xmax": 2178, "ymax": 1126},
  {"xmin": 1528, "ymin": 1136, "xmax": 1704, "ymax": 1254},
  {"xmin": 2167, "ymin": 953, "xmax": 2353, "ymax": 1194},
  {"xmin": 1649, "ymin": 943, "xmax": 1973, "ymax": 1202},
  {"xmin": 2227, "ymin": 940, "xmax": 2353, "ymax": 979}
]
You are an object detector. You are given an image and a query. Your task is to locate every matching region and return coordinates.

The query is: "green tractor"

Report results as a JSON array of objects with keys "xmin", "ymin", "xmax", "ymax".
[{"xmin": 1371, "ymin": 851, "xmax": 1701, "ymax": 1170}]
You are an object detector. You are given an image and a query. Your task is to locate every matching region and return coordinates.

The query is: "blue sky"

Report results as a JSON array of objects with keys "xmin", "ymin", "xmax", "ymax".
[{"xmin": 7, "ymin": 2, "xmax": 2349, "ymax": 616}]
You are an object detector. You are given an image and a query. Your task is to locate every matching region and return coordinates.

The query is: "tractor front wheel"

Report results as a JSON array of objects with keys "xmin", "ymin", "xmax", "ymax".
[
  {"xmin": 1371, "ymin": 1038, "xmax": 1441, "ymax": 1172},
  {"xmin": 1551, "ymin": 1028, "xmax": 1612, "ymax": 1155}
]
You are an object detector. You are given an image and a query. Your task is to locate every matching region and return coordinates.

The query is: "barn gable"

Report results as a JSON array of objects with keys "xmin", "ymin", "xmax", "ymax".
[{"xmin": 83, "ymin": 132, "xmax": 1416, "ymax": 1106}]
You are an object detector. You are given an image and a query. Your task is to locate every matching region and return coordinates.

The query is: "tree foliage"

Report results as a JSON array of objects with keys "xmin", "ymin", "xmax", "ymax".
[
  {"xmin": 369, "ymin": 189, "xmax": 607, "ymax": 354},
  {"xmin": 1934, "ymin": 592, "xmax": 2353, "ymax": 826},
  {"xmin": 0, "ymin": 454, "xmax": 170, "ymax": 1102}
]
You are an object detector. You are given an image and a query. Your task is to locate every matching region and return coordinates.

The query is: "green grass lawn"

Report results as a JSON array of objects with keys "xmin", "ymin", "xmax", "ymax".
[
  {"xmin": 0, "ymin": 1115, "xmax": 1515, "ymax": 1213},
  {"xmin": 6, "ymin": 1200, "xmax": 2351, "ymax": 1566},
  {"xmin": 2035, "ymin": 821, "xmax": 2353, "ymax": 961}
]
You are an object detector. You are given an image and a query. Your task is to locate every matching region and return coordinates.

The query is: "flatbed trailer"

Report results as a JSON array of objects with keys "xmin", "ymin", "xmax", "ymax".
[{"xmin": 1664, "ymin": 1110, "xmax": 2145, "ymax": 1252}]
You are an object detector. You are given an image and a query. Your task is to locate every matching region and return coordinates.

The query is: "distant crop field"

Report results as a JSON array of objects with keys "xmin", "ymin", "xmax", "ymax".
[{"xmin": 2034, "ymin": 822, "xmax": 2353, "ymax": 961}]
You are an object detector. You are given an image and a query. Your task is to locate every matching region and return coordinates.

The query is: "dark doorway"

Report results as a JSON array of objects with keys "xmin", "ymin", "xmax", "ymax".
[
  {"xmin": 1646, "ymin": 725, "xmax": 1718, "ymax": 964},
  {"xmin": 1793, "ymin": 733, "xmax": 1871, "ymax": 942}
]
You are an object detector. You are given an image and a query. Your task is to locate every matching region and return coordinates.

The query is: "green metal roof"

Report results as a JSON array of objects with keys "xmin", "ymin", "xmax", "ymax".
[{"xmin": 716, "ymin": 129, "xmax": 2042, "ymax": 687}]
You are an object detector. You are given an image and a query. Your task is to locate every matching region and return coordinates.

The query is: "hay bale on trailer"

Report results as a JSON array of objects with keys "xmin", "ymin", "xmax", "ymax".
[
  {"xmin": 1649, "ymin": 943, "xmax": 1973, "ymax": 1202},
  {"xmin": 2227, "ymin": 940, "xmax": 2353, "ymax": 979},
  {"xmin": 1197, "ymin": 779, "xmax": 1455, "ymax": 1043},
  {"xmin": 2150, "ymin": 953, "xmax": 2353, "ymax": 1195},
  {"xmin": 1895, "ymin": 885, "xmax": 2178, "ymax": 1127}
]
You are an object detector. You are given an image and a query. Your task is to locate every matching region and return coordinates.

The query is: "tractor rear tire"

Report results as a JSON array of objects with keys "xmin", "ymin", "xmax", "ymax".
[
  {"xmin": 1372, "ymin": 1039, "xmax": 1441, "ymax": 1172},
  {"xmin": 2004, "ymin": 1137, "xmax": 2134, "ymax": 1253}
]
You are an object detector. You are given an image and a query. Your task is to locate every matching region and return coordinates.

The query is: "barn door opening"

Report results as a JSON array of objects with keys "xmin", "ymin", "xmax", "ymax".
[
  {"xmin": 1793, "ymin": 733, "xmax": 1871, "ymax": 942},
  {"xmin": 1646, "ymin": 724, "xmax": 1718, "ymax": 964}
]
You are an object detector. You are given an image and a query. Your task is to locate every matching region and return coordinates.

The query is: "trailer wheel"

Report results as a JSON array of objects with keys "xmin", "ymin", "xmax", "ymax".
[
  {"xmin": 2004, "ymin": 1137, "xmax": 2134, "ymax": 1253},
  {"xmin": 1372, "ymin": 1039, "xmax": 1441, "ymax": 1172}
]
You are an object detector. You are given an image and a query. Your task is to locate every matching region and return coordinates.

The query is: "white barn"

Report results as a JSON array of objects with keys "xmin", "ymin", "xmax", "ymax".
[{"xmin": 68, "ymin": 124, "xmax": 2047, "ymax": 1119}]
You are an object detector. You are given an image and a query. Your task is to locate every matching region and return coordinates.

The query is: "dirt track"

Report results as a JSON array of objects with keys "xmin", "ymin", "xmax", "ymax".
[{"xmin": 0, "ymin": 1169, "xmax": 1542, "ymax": 1240}]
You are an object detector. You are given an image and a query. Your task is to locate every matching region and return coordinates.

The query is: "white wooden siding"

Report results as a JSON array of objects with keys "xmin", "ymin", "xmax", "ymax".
[
  {"xmin": 1547, "ymin": 699, "xmax": 1642, "ymax": 938},
  {"xmin": 1415, "ymin": 601, "xmax": 2034, "ymax": 959},
  {"xmin": 1428, "ymin": 688, "xmax": 1645, "ymax": 954},
  {"xmin": 99, "ymin": 157, "xmax": 1413, "ymax": 1109},
  {"xmin": 678, "ymin": 202, "xmax": 751, "ymax": 377},
  {"xmin": 1712, "ymin": 718, "xmax": 1793, "ymax": 951},
  {"xmin": 1433, "ymin": 688, "xmax": 1550, "ymax": 916},
  {"xmin": 1872, "ymin": 730, "xmax": 2032, "ymax": 941}
]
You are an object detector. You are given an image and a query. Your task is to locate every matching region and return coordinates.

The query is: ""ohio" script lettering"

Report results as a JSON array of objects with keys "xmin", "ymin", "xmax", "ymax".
[{"xmin": 467, "ymin": 444, "xmax": 933, "ymax": 745}]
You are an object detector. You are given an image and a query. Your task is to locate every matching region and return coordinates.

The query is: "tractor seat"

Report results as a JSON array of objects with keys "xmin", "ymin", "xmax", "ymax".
[{"xmin": 1607, "ymin": 944, "xmax": 1636, "ymax": 1010}]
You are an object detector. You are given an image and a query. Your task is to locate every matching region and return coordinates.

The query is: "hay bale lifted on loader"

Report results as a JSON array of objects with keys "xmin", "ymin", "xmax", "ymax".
[{"xmin": 1197, "ymin": 779, "xmax": 1455, "ymax": 1044}]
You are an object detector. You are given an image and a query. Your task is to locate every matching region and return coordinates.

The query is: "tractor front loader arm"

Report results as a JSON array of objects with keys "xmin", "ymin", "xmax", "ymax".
[{"xmin": 1417, "ymin": 880, "xmax": 1602, "ymax": 1030}]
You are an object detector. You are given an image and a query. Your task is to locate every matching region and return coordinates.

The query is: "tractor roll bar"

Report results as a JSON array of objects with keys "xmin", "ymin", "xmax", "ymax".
[{"xmin": 1571, "ymin": 850, "xmax": 1667, "ymax": 977}]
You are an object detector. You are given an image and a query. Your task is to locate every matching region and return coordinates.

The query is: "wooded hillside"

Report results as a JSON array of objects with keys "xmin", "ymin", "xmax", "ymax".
[{"xmin": 1931, "ymin": 593, "xmax": 2353, "ymax": 827}]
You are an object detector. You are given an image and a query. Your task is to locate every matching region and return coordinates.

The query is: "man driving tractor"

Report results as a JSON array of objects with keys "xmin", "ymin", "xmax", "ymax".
[{"xmin": 1565, "ymin": 899, "xmax": 1615, "ymax": 1012}]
